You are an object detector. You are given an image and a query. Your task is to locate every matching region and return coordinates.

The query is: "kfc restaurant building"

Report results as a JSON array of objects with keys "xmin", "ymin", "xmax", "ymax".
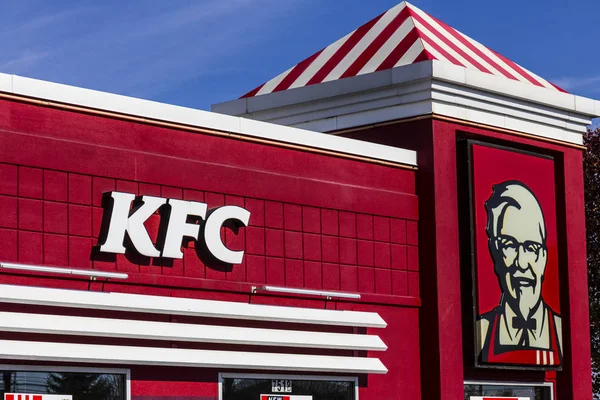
[{"xmin": 0, "ymin": 2, "xmax": 599, "ymax": 400}]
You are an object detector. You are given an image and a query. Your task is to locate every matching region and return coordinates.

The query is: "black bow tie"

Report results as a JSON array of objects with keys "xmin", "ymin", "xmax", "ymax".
[
  {"xmin": 512, "ymin": 317, "xmax": 537, "ymax": 331},
  {"xmin": 512, "ymin": 317, "xmax": 537, "ymax": 347}
]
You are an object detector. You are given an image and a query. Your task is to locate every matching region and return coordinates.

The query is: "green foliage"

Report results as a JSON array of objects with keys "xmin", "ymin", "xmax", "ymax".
[{"xmin": 584, "ymin": 127, "xmax": 600, "ymax": 395}]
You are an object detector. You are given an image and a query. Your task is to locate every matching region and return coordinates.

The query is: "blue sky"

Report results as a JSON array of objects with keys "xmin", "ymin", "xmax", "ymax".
[{"xmin": 1, "ymin": 0, "xmax": 599, "ymax": 126}]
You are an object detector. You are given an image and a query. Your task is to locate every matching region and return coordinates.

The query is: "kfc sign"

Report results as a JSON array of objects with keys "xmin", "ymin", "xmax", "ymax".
[
  {"xmin": 96, "ymin": 191, "xmax": 250, "ymax": 264},
  {"xmin": 466, "ymin": 142, "xmax": 562, "ymax": 369}
]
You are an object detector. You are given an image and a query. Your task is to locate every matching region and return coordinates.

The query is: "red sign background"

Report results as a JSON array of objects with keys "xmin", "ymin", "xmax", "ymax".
[{"xmin": 471, "ymin": 144, "xmax": 560, "ymax": 317}]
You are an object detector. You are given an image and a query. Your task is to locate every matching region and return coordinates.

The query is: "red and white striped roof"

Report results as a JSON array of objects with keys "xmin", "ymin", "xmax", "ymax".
[{"xmin": 241, "ymin": 1, "xmax": 564, "ymax": 98}]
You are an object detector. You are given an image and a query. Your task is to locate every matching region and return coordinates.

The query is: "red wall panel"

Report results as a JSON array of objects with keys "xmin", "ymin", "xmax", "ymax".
[
  {"xmin": 343, "ymin": 118, "xmax": 590, "ymax": 399},
  {"xmin": 0, "ymin": 98, "xmax": 421, "ymax": 400},
  {"xmin": 0, "ymin": 159, "xmax": 417, "ymax": 294}
]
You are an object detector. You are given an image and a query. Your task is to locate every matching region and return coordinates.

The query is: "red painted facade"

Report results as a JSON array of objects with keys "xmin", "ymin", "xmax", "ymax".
[
  {"xmin": 0, "ymin": 86, "xmax": 591, "ymax": 399},
  {"xmin": 343, "ymin": 118, "xmax": 592, "ymax": 399},
  {"xmin": 0, "ymin": 98, "xmax": 421, "ymax": 399}
]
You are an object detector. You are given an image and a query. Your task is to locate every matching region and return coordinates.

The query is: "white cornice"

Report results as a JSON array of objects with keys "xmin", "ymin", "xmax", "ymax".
[
  {"xmin": 212, "ymin": 61, "xmax": 600, "ymax": 145},
  {"xmin": 0, "ymin": 72, "xmax": 416, "ymax": 167}
]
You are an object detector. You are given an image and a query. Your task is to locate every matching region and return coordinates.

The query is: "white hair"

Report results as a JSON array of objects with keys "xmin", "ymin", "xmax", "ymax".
[{"xmin": 485, "ymin": 181, "xmax": 546, "ymax": 242}]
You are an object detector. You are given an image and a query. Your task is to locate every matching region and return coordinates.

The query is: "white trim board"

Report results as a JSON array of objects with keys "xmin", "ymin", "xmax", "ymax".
[
  {"xmin": 213, "ymin": 60, "xmax": 600, "ymax": 146},
  {"xmin": 0, "ymin": 72, "xmax": 416, "ymax": 167},
  {"xmin": 0, "ymin": 311, "xmax": 387, "ymax": 351},
  {"xmin": 0, "ymin": 339, "xmax": 388, "ymax": 374},
  {"xmin": 0, "ymin": 284, "xmax": 387, "ymax": 328}
]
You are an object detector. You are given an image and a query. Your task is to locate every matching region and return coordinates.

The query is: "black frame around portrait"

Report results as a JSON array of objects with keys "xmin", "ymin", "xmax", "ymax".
[{"xmin": 457, "ymin": 137, "xmax": 562, "ymax": 371}]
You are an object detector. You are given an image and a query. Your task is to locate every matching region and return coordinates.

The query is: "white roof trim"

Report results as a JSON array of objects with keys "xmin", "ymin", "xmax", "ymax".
[
  {"xmin": 215, "ymin": 60, "xmax": 600, "ymax": 118},
  {"xmin": 0, "ymin": 284, "xmax": 387, "ymax": 328},
  {"xmin": 0, "ymin": 311, "xmax": 387, "ymax": 351},
  {"xmin": 213, "ymin": 61, "xmax": 600, "ymax": 146},
  {"xmin": 0, "ymin": 339, "xmax": 388, "ymax": 374},
  {"xmin": 0, "ymin": 72, "xmax": 416, "ymax": 166},
  {"xmin": 431, "ymin": 61, "xmax": 598, "ymax": 116}
]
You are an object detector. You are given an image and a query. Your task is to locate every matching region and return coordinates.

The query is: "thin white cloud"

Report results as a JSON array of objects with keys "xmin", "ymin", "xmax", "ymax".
[
  {"xmin": 553, "ymin": 75, "xmax": 600, "ymax": 93},
  {"xmin": 0, "ymin": 50, "xmax": 50, "ymax": 72},
  {"xmin": 124, "ymin": 0, "xmax": 262, "ymax": 40},
  {"xmin": 0, "ymin": 7, "xmax": 95, "ymax": 38},
  {"xmin": 0, "ymin": 0, "xmax": 313, "ymax": 103}
]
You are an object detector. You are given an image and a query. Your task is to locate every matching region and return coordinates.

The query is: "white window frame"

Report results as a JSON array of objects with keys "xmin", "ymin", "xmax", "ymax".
[
  {"xmin": 219, "ymin": 372, "xmax": 359, "ymax": 400},
  {"xmin": 0, "ymin": 364, "xmax": 131, "ymax": 400},
  {"xmin": 464, "ymin": 380, "xmax": 554, "ymax": 400}
]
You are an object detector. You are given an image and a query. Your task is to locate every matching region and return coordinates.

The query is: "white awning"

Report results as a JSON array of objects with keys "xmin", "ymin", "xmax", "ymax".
[
  {"xmin": 0, "ymin": 340, "xmax": 387, "ymax": 374},
  {"xmin": 0, "ymin": 311, "xmax": 387, "ymax": 351},
  {"xmin": 0, "ymin": 284, "xmax": 385, "ymax": 327},
  {"xmin": 0, "ymin": 284, "xmax": 388, "ymax": 374}
]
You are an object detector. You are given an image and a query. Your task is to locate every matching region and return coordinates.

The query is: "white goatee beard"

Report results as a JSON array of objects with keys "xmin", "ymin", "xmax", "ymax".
[{"xmin": 517, "ymin": 286, "xmax": 540, "ymax": 320}]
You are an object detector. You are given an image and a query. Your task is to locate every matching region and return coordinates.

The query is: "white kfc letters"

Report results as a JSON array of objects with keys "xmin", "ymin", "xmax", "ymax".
[{"xmin": 97, "ymin": 191, "xmax": 250, "ymax": 264}]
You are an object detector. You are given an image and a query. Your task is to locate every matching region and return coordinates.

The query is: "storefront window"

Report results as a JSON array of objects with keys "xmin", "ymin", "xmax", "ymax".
[
  {"xmin": 464, "ymin": 382, "xmax": 552, "ymax": 400},
  {"xmin": 221, "ymin": 376, "xmax": 355, "ymax": 400},
  {"xmin": 0, "ymin": 369, "xmax": 126, "ymax": 400}
]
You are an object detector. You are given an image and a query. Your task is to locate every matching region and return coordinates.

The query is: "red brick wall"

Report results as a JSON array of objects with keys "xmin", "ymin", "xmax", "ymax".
[
  {"xmin": 0, "ymin": 163, "xmax": 419, "ymax": 297},
  {"xmin": 0, "ymin": 98, "xmax": 422, "ymax": 400},
  {"xmin": 0, "ymin": 98, "xmax": 419, "ymax": 300}
]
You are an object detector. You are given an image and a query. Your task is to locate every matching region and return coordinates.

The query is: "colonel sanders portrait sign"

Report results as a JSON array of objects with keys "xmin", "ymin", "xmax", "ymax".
[{"xmin": 468, "ymin": 142, "xmax": 562, "ymax": 369}]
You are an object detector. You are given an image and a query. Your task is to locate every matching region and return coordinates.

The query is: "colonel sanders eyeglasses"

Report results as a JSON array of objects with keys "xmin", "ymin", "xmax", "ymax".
[{"xmin": 492, "ymin": 235, "xmax": 546, "ymax": 265}]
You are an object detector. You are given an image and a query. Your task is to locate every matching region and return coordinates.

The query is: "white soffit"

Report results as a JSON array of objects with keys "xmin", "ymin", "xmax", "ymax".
[
  {"xmin": 213, "ymin": 61, "xmax": 600, "ymax": 146},
  {"xmin": 0, "ymin": 339, "xmax": 388, "ymax": 374},
  {"xmin": 0, "ymin": 311, "xmax": 387, "ymax": 351},
  {"xmin": 0, "ymin": 72, "xmax": 416, "ymax": 167},
  {"xmin": 0, "ymin": 284, "xmax": 387, "ymax": 328}
]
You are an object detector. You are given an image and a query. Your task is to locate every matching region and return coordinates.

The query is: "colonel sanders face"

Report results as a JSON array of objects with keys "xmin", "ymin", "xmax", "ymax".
[{"xmin": 486, "ymin": 182, "xmax": 547, "ymax": 321}]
